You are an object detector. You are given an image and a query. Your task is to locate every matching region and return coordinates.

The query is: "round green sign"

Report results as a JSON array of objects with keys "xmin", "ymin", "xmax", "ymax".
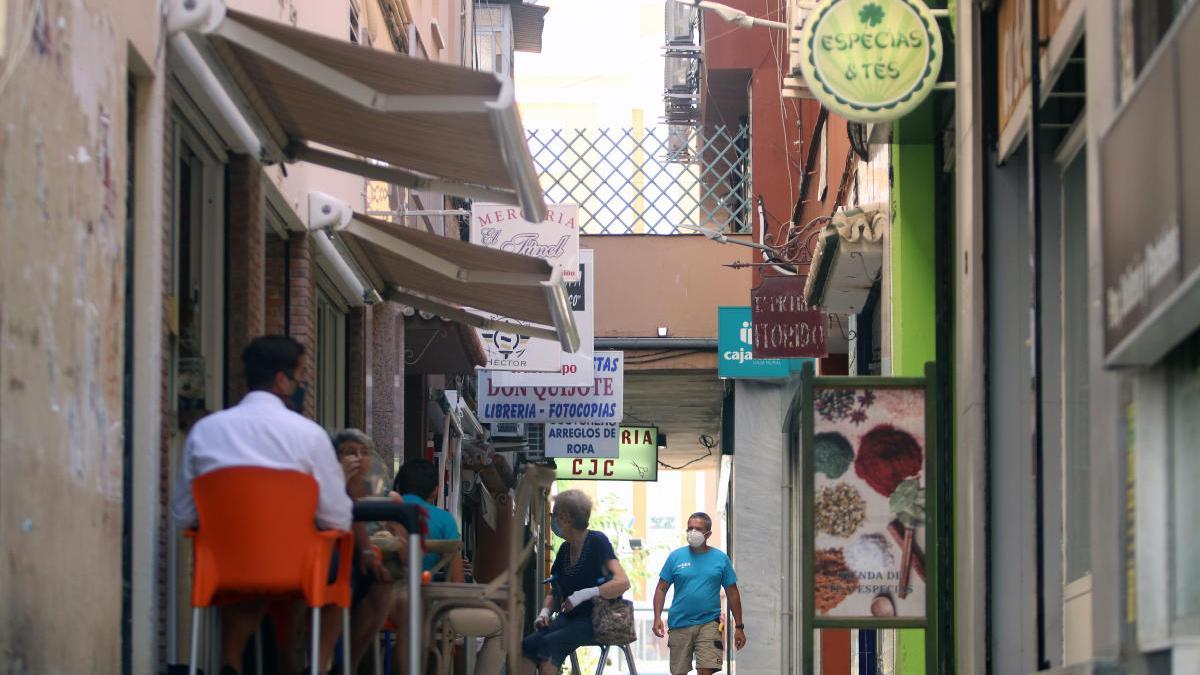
[{"xmin": 799, "ymin": 0, "xmax": 943, "ymax": 123}]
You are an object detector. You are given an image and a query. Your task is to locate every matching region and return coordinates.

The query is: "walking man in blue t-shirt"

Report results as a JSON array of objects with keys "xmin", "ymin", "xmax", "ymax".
[{"xmin": 652, "ymin": 512, "xmax": 746, "ymax": 674}]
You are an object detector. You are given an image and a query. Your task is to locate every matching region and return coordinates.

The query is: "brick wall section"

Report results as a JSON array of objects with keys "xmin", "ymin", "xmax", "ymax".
[
  {"xmin": 288, "ymin": 233, "xmax": 318, "ymax": 419},
  {"xmin": 264, "ymin": 233, "xmax": 288, "ymax": 336},
  {"xmin": 371, "ymin": 302, "xmax": 403, "ymax": 467},
  {"xmin": 347, "ymin": 306, "xmax": 368, "ymax": 430},
  {"xmin": 226, "ymin": 155, "xmax": 266, "ymax": 401}
]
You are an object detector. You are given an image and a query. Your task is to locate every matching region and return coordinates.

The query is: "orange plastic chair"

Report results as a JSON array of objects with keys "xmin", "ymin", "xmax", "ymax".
[{"xmin": 186, "ymin": 466, "xmax": 354, "ymax": 675}]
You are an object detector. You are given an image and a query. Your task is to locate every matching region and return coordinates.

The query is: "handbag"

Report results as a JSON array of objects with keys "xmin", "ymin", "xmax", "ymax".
[{"xmin": 591, "ymin": 596, "xmax": 636, "ymax": 645}]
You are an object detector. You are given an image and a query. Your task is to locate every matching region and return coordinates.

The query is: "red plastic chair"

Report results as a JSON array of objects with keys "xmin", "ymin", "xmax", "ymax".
[{"xmin": 186, "ymin": 467, "xmax": 353, "ymax": 675}]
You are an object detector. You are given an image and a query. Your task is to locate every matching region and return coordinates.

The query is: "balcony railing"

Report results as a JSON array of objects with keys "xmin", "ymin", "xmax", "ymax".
[{"xmin": 527, "ymin": 125, "xmax": 751, "ymax": 235}]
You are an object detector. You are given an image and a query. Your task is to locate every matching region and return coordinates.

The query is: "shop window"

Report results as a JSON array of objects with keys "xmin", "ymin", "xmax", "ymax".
[
  {"xmin": 315, "ymin": 277, "xmax": 348, "ymax": 432},
  {"xmin": 1168, "ymin": 333, "xmax": 1200, "ymax": 630},
  {"xmin": 166, "ymin": 105, "xmax": 227, "ymax": 665},
  {"xmin": 349, "ymin": 0, "xmax": 362, "ymax": 44},
  {"xmin": 474, "ymin": 5, "xmax": 511, "ymax": 76},
  {"xmin": 1132, "ymin": 0, "xmax": 1190, "ymax": 75}
]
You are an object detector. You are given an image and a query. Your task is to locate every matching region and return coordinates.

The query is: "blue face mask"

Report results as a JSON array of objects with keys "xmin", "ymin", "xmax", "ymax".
[
  {"xmin": 550, "ymin": 516, "xmax": 565, "ymax": 539},
  {"xmin": 288, "ymin": 378, "xmax": 308, "ymax": 413}
]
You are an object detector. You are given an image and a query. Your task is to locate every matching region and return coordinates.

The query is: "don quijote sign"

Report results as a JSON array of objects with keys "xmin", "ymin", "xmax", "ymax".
[
  {"xmin": 471, "ymin": 202, "xmax": 580, "ymax": 282},
  {"xmin": 477, "ymin": 351, "xmax": 623, "ymax": 423},
  {"xmin": 752, "ymin": 276, "xmax": 828, "ymax": 358}
]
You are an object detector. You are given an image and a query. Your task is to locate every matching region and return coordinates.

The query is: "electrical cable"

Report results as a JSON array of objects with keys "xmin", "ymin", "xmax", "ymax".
[{"xmin": 657, "ymin": 434, "xmax": 718, "ymax": 470}]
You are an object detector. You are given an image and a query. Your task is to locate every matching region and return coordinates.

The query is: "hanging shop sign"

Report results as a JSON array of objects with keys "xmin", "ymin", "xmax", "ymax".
[
  {"xmin": 555, "ymin": 426, "xmax": 659, "ymax": 481},
  {"xmin": 797, "ymin": 0, "xmax": 943, "ymax": 123},
  {"xmin": 477, "ymin": 351, "xmax": 623, "ymax": 423},
  {"xmin": 797, "ymin": 363, "xmax": 940, "ymax": 656},
  {"xmin": 477, "ymin": 317, "xmax": 562, "ymax": 372},
  {"xmin": 751, "ymin": 276, "xmax": 828, "ymax": 358},
  {"xmin": 996, "ymin": 0, "xmax": 1030, "ymax": 160},
  {"xmin": 471, "ymin": 202, "xmax": 580, "ymax": 281},
  {"xmin": 489, "ymin": 250, "xmax": 595, "ymax": 384},
  {"xmin": 1099, "ymin": 5, "xmax": 1200, "ymax": 366},
  {"xmin": 544, "ymin": 423, "xmax": 620, "ymax": 458},
  {"xmin": 718, "ymin": 307, "xmax": 812, "ymax": 378}
]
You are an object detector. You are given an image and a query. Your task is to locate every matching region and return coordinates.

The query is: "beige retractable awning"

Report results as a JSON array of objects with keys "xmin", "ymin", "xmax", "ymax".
[
  {"xmin": 168, "ymin": 2, "xmax": 545, "ymax": 222},
  {"xmin": 331, "ymin": 213, "xmax": 580, "ymax": 352}
]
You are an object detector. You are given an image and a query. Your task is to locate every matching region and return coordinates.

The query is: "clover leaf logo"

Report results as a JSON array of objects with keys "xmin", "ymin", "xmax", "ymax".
[{"xmin": 858, "ymin": 2, "xmax": 885, "ymax": 27}]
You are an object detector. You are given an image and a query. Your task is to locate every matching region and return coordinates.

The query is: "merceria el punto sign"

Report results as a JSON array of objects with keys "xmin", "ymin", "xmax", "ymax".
[
  {"xmin": 798, "ymin": 0, "xmax": 943, "ymax": 123},
  {"xmin": 555, "ymin": 426, "xmax": 659, "ymax": 482}
]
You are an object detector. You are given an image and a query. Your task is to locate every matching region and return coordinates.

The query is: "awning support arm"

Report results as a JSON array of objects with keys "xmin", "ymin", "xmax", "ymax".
[
  {"xmin": 541, "ymin": 269, "xmax": 581, "ymax": 354},
  {"xmin": 341, "ymin": 218, "xmax": 554, "ymax": 286},
  {"xmin": 385, "ymin": 288, "xmax": 561, "ymax": 344},
  {"xmin": 289, "ymin": 143, "xmax": 522, "ymax": 208}
]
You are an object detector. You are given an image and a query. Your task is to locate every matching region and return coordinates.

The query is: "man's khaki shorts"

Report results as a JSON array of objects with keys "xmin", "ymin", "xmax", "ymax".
[{"xmin": 667, "ymin": 620, "xmax": 723, "ymax": 673}]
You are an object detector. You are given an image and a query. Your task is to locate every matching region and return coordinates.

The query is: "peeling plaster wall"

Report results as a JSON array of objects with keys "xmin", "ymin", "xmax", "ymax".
[{"xmin": 0, "ymin": 0, "xmax": 159, "ymax": 671}]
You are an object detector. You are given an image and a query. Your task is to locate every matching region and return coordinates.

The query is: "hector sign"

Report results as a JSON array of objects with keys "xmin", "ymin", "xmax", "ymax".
[
  {"xmin": 798, "ymin": 0, "xmax": 943, "ymax": 123},
  {"xmin": 752, "ymin": 276, "xmax": 828, "ymax": 358}
]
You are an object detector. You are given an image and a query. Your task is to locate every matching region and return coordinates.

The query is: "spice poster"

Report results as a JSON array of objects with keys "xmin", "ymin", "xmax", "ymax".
[{"xmin": 807, "ymin": 382, "xmax": 930, "ymax": 621}]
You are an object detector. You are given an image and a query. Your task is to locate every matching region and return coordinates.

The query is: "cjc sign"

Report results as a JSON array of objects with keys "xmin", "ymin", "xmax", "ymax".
[
  {"xmin": 554, "ymin": 426, "xmax": 659, "ymax": 482},
  {"xmin": 751, "ymin": 276, "xmax": 828, "ymax": 358}
]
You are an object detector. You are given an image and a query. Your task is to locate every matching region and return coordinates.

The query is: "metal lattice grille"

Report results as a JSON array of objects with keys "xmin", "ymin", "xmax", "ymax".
[{"xmin": 527, "ymin": 126, "xmax": 751, "ymax": 235}]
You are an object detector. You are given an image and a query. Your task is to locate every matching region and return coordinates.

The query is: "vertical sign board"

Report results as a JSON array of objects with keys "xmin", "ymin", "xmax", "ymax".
[
  {"xmin": 718, "ymin": 307, "xmax": 811, "ymax": 378},
  {"xmin": 471, "ymin": 203, "xmax": 582, "ymax": 372},
  {"xmin": 555, "ymin": 426, "xmax": 659, "ymax": 481},
  {"xmin": 751, "ymin": 276, "xmax": 828, "ymax": 358},
  {"xmin": 798, "ymin": 363, "xmax": 938, "ymax": 675},
  {"xmin": 476, "ymin": 351, "xmax": 623, "ymax": 423},
  {"xmin": 489, "ymin": 250, "xmax": 595, "ymax": 385},
  {"xmin": 1100, "ymin": 5, "xmax": 1200, "ymax": 366}
]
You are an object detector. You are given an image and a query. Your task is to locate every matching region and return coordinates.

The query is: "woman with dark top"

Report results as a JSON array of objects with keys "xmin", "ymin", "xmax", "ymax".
[{"xmin": 522, "ymin": 489, "xmax": 631, "ymax": 674}]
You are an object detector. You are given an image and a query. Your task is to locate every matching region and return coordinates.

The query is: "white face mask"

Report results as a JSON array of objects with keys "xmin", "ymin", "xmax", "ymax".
[{"xmin": 686, "ymin": 529, "xmax": 706, "ymax": 548}]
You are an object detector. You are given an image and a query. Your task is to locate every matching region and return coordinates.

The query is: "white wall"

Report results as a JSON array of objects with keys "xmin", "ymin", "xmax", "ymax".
[{"xmin": 731, "ymin": 381, "xmax": 786, "ymax": 674}]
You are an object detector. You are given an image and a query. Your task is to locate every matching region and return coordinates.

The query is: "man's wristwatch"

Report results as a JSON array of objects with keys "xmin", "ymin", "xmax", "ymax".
[{"xmin": 735, "ymin": 624, "xmax": 745, "ymax": 630}]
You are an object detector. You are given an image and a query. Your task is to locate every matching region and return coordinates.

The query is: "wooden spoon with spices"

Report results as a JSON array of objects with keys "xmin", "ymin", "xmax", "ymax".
[{"xmin": 897, "ymin": 526, "xmax": 914, "ymax": 599}]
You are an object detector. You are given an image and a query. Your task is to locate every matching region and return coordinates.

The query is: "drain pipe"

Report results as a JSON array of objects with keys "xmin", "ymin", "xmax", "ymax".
[{"xmin": 1027, "ymin": 0, "xmax": 1050, "ymax": 670}]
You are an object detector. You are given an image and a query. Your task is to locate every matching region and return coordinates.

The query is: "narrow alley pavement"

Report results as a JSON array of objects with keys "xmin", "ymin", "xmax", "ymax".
[{"xmin": 0, "ymin": 1, "xmax": 1198, "ymax": 674}]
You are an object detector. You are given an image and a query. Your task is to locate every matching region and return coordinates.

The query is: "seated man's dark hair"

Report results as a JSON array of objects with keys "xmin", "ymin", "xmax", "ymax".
[
  {"xmin": 243, "ymin": 335, "xmax": 304, "ymax": 391},
  {"xmin": 394, "ymin": 458, "xmax": 439, "ymax": 500}
]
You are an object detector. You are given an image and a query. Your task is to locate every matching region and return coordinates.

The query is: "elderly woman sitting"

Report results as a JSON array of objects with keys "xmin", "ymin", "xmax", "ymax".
[
  {"xmin": 330, "ymin": 429, "xmax": 397, "ymax": 671},
  {"xmin": 522, "ymin": 489, "xmax": 631, "ymax": 675}
]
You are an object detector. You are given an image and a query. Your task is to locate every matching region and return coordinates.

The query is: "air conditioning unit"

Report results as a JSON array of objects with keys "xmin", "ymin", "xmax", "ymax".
[
  {"xmin": 785, "ymin": 0, "xmax": 815, "ymax": 99},
  {"xmin": 665, "ymin": 125, "xmax": 693, "ymax": 163},
  {"xmin": 665, "ymin": 1, "xmax": 697, "ymax": 45},
  {"xmin": 489, "ymin": 421, "xmax": 526, "ymax": 438}
]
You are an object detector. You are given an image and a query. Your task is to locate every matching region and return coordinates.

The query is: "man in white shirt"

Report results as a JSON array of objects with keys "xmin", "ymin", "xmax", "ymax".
[{"xmin": 173, "ymin": 335, "xmax": 353, "ymax": 675}]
